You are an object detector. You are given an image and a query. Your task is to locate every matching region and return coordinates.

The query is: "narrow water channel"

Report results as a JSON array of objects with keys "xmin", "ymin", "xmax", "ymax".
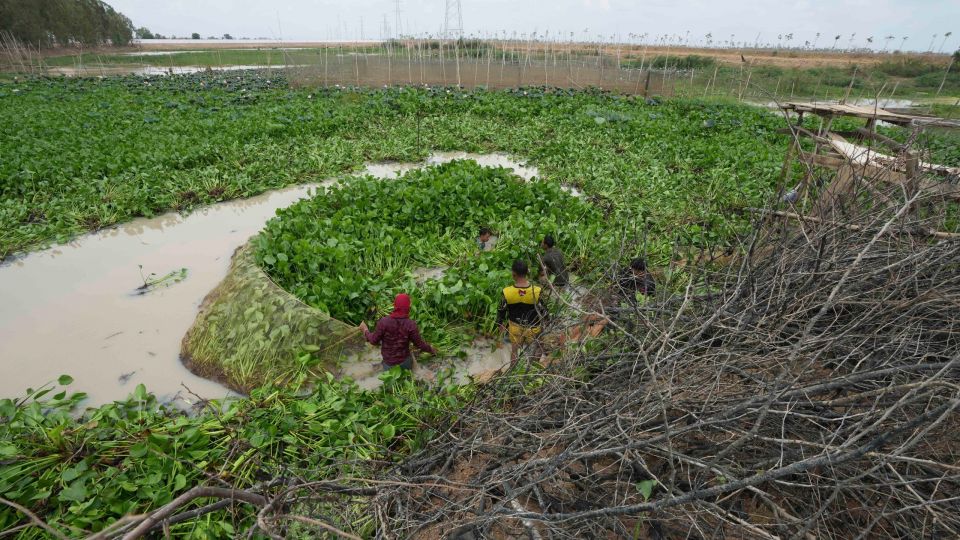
[{"xmin": 0, "ymin": 153, "xmax": 540, "ymax": 406}]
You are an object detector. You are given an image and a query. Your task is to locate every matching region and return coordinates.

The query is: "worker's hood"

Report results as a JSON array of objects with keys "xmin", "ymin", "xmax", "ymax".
[{"xmin": 390, "ymin": 293, "xmax": 411, "ymax": 319}]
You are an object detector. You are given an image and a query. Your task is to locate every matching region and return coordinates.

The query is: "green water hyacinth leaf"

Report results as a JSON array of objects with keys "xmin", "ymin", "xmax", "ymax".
[
  {"xmin": 59, "ymin": 480, "xmax": 88, "ymax": 502},
  {"xmin": 637, "ymin": 479, "xmax": 657, "ymax": 501},
  {"xmin": 57, "ymin": 374, "xmax": 73, "ymax": 386},
  {"xmin": 60, "ymin": 462, "xmax": 87, "ymax": 483}
]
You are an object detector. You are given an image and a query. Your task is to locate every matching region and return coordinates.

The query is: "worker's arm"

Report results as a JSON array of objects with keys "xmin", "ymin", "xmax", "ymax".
[
  {"xmin": 537, "ymin": 254, "xmax": 549, "ymax": 280},
  {"xmin": 534, "ymin": 289, "xmax": 548, "ymax": 324},
  {"xmin": 408, "ymin": 321, "xmax": 436, "ymax": 355},
  {"xmin": 496, "ymin": 293, "xmax": 508, "ymax": 326},
  {"xmin": 363, "ymin": 319, "xmax": 385, "ymax": 345},
  {"xmin": 644, "ymin": 275, "xmax": 657, "ymax": 296}
]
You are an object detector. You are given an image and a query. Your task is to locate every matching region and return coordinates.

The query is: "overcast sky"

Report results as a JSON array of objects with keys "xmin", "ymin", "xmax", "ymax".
[{"xmin": 109, "ymin": 0, "xmax": 958, "ymax": 52}]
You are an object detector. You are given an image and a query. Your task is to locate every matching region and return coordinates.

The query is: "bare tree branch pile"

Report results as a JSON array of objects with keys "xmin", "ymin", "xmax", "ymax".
[{"xmin": 363, "ymin": 174, "xmax": 960, "ymax": 538}]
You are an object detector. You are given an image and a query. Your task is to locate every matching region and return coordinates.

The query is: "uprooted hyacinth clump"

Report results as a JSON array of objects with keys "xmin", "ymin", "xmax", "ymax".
[
  {"xmin": 0, "ymin": 369, "xmax": 472, "ymax": 538},
  {"xmin": 253, "ymin": 159, "xmax": 605, "ymax": 351}
]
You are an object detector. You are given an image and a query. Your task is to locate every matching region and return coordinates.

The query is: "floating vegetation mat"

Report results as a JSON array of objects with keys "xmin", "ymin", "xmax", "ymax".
[{"xmin": 180, "ymin": 243, "xmax": 364, "ymax": 393}]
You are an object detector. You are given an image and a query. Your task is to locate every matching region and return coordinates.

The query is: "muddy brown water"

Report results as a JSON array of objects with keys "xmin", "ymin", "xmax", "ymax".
[
  {"xmin": 45, "ymin": 65, "xmax": 304, "ymax": 77},
  {"xmin": 0, "ymin": 153, "xmax": 543, "ymax": 406}
]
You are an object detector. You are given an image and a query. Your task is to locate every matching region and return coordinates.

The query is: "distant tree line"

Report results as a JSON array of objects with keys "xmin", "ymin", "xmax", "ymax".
[
  {"xmin": 134, "ymin": 28, "xmax": 235, "ymax": 41},
  {"xmin": 0, "ymin": 0, "xmax": 133, "ymax": 47}
]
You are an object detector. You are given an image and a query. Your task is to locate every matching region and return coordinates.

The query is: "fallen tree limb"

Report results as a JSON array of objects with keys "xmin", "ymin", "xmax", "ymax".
[
  {"xmin": 0, "ymin": 497, "xmax": 69, "ymax": 540},
  {"xmin": 747, "ymin": 208, "xmax": 960, "ymax": 240},
  {"xmin": 120, "ymin": 487, "xmax": 267, "ymax": 540}
]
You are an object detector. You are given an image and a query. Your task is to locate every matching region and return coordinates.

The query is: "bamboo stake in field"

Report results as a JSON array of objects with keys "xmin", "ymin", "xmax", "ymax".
[
  {"xmin": 936, "ymin": 55, "xmax": 956, "ymax": 97},
  {"xmin": 486, "ymin": 39, "xmax": 492, "ymax": 87},
  {"xmin": 354, "ymin": 49, "xmax": 360, "ymax": 87},
  {"xmin": 841, "ymin": 65, "xmax": 858, "ymax": 104},
  {"xmin": 418, "ymin": 39, "xmax": 424, "ymax": 84},
  {"xmin": 544, "ymin": 39, "xmax": 549, "ymax": 86},
  {"xmin": 473, "ymin": 38, "xmax": 480, "ymax": 86},
  {"xmin": 439, "ymin": 38, "xmax": 445, "ymax": 84},
  {"xmin": 500, "ymin": 37, "xmax": 507, "ymax": 87},
  {"xmin": 598, "ymin": 39, "xmax": 604, "ymax": 87},
  {"xmin": 454, "ymin": 37, "xmax": 461, "ymax": 87},
  {"xmin": 407, "ymin": 41, "xmax": 412, "ymax": 84},
  {"xmin": 738, "ymin": 68, "xmax": 752, "ymax": 101},
  {"xmin": 519, "ymin": 36, "xmax": 526, "ymax": 86},
  {"xmin": 704, "ymin": 64, "xmax": 719, "ymax": 97}
]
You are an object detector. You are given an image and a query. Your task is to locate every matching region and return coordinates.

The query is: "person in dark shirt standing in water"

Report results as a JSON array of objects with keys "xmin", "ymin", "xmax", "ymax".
[
  {"xmin": 497, "ymin": 260, "xmax": 545, "ymax": 364},
  {"xmin": 360, "ymin": 293, "xmax": 437, "ymax": 371},
  {"xmin": 619, "ymin": 258, "xmax": 656, "ymax": 304},
  {"xmin": 539, "ymin": 235, "xmax": 569, "ymax": 288},
  {"xmin": 477, "ymin": 227, "xmax": 496, "ymax": 252}
]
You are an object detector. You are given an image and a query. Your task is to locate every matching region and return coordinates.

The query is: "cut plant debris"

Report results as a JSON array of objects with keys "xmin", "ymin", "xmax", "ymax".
[{"xmin": 134, "ymin": 265, "xmax": 188, "ymax": 295}]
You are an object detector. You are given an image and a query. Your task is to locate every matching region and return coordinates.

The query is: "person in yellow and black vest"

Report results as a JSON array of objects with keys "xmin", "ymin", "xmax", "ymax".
[{"xmin": 497, "ymin": 260, "xmax": 546, "ymax": 364}]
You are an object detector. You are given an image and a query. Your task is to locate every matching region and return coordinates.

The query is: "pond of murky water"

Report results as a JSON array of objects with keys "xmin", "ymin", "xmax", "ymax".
[
  {"xmin": 0, "ymin": 153, "xmax": 543, "ymax": 406},
  {"xmin": 45, "ymin": 65, "xmax": 304, "ymax": 77}
]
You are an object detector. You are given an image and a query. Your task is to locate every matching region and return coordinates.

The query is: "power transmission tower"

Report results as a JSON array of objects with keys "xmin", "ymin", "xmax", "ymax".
[
  {"xmin": 394, "ymin": 0, "xmax": 402, "ymax": 38},
  {"xmin": 443, "ymin": 0, "xmax": 463, "ymax": 40}
]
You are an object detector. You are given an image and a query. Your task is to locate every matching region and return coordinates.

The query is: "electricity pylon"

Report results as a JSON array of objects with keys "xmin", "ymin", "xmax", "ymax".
[
  {"xmin": 443, "ymin": 0, "xmax": 463, "ymax": 40},
  {"xmin": 394, "ymin": 0, "xmax": 402, "ymax": 38}
]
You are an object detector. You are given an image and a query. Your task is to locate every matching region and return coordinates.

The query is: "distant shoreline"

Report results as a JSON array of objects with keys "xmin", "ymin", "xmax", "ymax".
[{"xmin": 32, "ymin": 40, "xmax": 952, "ymax": 70}]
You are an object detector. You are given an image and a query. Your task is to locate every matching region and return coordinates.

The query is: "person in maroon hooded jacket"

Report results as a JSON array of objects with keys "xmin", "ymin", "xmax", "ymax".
[{"xmin": 359, "ymin": 293, "xmax": 437, "ymax": 371}]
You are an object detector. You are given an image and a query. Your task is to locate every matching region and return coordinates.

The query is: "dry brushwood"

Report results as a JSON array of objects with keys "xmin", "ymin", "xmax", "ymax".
[{"xmin": 360, "ymin": 158, "xmax": 960, "ymax": 538}]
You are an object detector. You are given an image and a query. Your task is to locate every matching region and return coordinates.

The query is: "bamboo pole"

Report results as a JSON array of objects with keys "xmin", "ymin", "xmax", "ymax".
[
  {"xmin": 454, "ymin": 37, "xmax": 461, "ymax": 87},
  {"xmin": 705, "ymin": 64, "xmax": 718, "ymax": 97},
  {"xmin": 841, "ymin": 65, "xmax": 858, "ymax": 104},
  {"xmin": 485, "ymin": 39, "xmax": 492, "ymax": 87}
]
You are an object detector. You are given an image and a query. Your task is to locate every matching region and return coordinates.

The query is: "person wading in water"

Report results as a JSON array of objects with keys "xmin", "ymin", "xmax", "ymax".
[
  {"xmin": 359, "ymin": 293, "xmax": 437, "ymax": 371},
  {"xmin": 539, "ymin": 235, "xmax": 569, "ymax": 288},
  {"xmin": 497, "ymin": 260, "xmax": 545, "ymax": 364}
]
